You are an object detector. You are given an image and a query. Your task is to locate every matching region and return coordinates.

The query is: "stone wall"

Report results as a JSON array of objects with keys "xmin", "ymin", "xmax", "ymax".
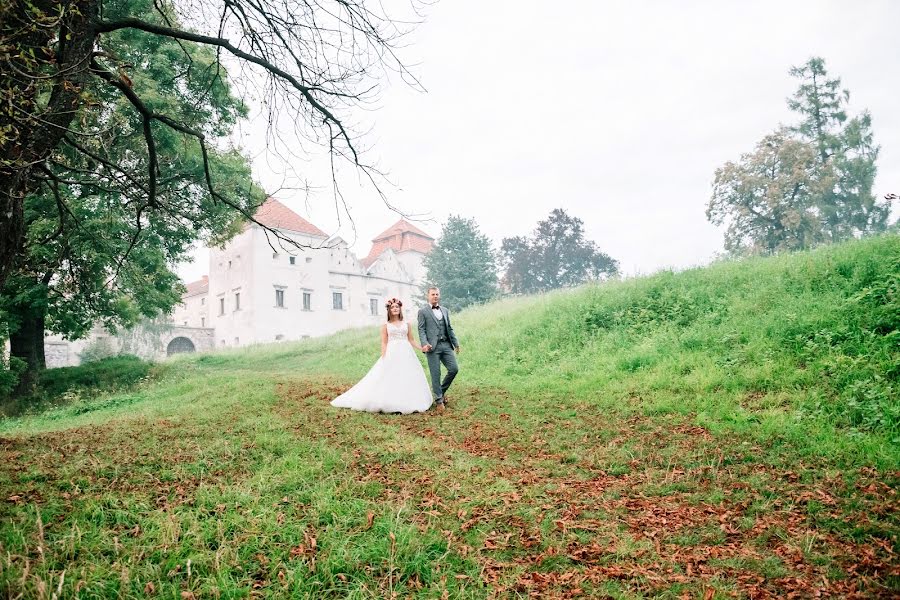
[
  {"xmin": 42, "ymin": 323, "xmax": 216, "ymax": 368},
  {"xmin": 44, "ymin": 342, "xmax": 71, "ymax": 369}
]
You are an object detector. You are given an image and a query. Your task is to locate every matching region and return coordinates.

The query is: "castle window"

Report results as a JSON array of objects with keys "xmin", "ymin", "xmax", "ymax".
[
  {"xmin": 370, "ymin": 298, "xmax": 378, "ymax": 316},
  {"xmin": 332, "ymin": 292, "xmax": 343, "ymax": 310},
  {"xmin": 219, "ymin": 298, "xmax": 225, "ymax": 315},
  {"xmin": 201, "ymin": 317, "xmax": 205, "ymax": 327},
  {"xmin": 275, "ymin": 289, "xmax": 285, "ymax": 308},
  {"xmin": 303, "ymin": 292, "xmax": 311, "ymax": 311},
  {"xmin": 234, "ymin": 292, "xmax": 240, "ymax": 311},
  {"xmin": 289, "ymin": 256, "xmax": 296, "ymax": 265},
  {"xmin": 201, "ymin": 298, "xmax": 205, "ymax": 305}
]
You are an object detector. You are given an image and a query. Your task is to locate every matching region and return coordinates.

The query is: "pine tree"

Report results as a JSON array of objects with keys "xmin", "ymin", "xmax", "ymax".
[
  {"xmin": 423, "ymin": 216, "xmax": 498, "ymax": 309},
  {"xmin": 787, "ymin": 57, "xmax": 890, "ymax": 240}
]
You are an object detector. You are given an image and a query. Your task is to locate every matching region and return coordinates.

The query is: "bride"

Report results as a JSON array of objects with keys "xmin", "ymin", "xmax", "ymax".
[{"xmin": 331, "ymin": 298, "xmax": 433, "ymax": 414}]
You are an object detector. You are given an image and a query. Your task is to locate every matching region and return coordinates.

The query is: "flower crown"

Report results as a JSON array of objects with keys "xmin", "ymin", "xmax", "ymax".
[{"xmin": 385, "ymin": 298, "xmax": 402, "ymax": 308}]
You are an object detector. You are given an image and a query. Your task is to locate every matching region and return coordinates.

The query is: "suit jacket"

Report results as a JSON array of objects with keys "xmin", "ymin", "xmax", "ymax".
[{"xmin": 417, "ymin": 305, "xmax": 460, "ymax": 350}]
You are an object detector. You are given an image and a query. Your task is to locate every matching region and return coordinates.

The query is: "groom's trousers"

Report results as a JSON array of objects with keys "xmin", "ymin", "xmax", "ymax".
[{"xmin": 426, "ymin": 341, "xmax": 458, "ymax": 402}]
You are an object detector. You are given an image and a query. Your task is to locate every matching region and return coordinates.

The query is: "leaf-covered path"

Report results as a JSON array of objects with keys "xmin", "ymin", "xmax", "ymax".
[
  {"xmin": 1, "ymin": 376, "xmax": 897, "ymax": 598},
  {"xmin": 276, "ymin": 379, "xmax": 898, "ymax": 598}
]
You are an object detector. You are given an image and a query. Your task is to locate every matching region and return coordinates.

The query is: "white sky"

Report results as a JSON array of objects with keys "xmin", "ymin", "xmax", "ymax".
[{"xmin": 177, "ymin": 0, "xmax": 900, "ymax": 282}]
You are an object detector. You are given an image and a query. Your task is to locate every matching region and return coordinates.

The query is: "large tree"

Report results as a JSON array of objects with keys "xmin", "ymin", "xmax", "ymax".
[
  {"xmin": 423, "ymin": 216, "xmax": 497, "ymax": 309},
  {"xmin": 0, "ymin": 0, "xmax": 417, "ymax": 287},
  {"xmin": 501, "ymin": 209, "xmax": 619, "ymax": 294},
  {"xmin": 1, "ymin": 3, "xmax": 261, "ymax": 393},
  {"xmin": 708, "ymin": 57, "xmax": 892, "ymax": 254},
  {"xmin": 708, "ymin": 129, "xmax": 829, "ymax": 254},
  {"xmin": 788, "ymin": 57, "xmax": 889, "ymax": 239}
]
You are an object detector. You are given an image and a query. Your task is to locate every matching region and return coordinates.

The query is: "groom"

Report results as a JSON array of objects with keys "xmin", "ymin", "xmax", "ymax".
[{"xmin": 418, "ymin": 287, "xmax": 460, "ymax": 411}]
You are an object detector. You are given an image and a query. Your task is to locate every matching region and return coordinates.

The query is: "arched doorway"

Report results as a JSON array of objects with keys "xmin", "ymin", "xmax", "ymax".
[{"xmin": 167, "ymin": 336, "xmax": 196, "ymax": 356}]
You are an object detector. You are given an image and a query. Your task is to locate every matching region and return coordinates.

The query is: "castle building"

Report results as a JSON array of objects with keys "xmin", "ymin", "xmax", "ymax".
[{"xmin": 171, "ymin": 197, "xmax": 435, "ymax": 348}]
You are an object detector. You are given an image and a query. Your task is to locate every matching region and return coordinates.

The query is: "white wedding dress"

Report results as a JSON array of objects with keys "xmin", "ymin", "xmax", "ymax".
[{"xmin": 330, "ymin": 321, "xmax": 433, "ymax": 414}]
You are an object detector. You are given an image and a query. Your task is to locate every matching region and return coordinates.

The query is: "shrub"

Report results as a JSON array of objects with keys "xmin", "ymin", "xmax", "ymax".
[
  {"xmin": 78, "ymin": 336, "xmax": 119, "ymax": 363},
  {"xmin": 0, "ymin": 355, "xmax": 26, "ymax": 398},
  {"xmin": 38, "ymin": 355, "xmax": 153, "ymax": 399}
]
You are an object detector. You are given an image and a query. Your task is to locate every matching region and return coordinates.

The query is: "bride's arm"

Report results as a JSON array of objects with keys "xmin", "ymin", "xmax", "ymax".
[
  {"xmin": 407, "ymin": 322, "xmax": 422, "ymax": 351},
  {"xmin": 381, "ymin": 324, "xmax": 388, "ymax": 358}
]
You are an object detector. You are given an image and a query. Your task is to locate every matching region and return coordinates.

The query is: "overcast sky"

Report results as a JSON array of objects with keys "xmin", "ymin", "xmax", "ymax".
[{"xmin": 178, "ymin": 0, "xmax": 900, "ymax": 282}]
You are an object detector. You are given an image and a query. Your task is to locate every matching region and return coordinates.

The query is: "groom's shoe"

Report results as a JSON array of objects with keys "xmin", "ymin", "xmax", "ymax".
[
  {"xmin": 435, "ymin": 400, "xmax": 445, "ymax": 412},
  {"xmin": 442, "ymin": 395, "xmax": 449, "ymax": 407}
]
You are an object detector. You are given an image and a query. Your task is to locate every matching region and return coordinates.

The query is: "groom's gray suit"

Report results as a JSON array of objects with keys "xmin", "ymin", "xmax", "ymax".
[{"xmin": 417, "ymin": 304, "xmax": 460, "ymax": 405}]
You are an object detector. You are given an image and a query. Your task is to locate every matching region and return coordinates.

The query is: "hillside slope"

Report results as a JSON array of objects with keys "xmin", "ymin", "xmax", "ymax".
[
  {"xmin": 1, "ymin": 234, "xmax": 897, "ymax": 598},
  {"xmin": 185, "ymin": 232, "xmax": 898, "ymax": 464}
]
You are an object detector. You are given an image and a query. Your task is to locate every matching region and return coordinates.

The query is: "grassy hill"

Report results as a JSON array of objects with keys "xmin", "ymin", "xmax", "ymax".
[{"xmin": 1, "ymin": 235, "xmax": 897, "ymax": 598}]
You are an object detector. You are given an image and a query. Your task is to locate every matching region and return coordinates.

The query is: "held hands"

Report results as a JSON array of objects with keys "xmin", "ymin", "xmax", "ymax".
[{"xmin": 420, "ymin": 344, "xmax": 460, "ymax": 353}]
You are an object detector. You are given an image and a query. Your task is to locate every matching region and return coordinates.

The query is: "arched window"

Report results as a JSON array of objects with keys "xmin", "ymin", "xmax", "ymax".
[{"xmin": 167, "ymin": 337, "xmax": 196, "ymax": 356}]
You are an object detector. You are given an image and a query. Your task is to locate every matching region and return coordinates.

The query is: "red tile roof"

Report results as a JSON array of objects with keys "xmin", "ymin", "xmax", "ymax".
[
  {"xmin": 362, "ymin": 219, "xmax": 434, "ymax": 268},
  {"xmin": 253, "ymin": 197, "xmax": 327, "ymax": 237},
  {"xmin": 372, "ymin": 219, "xmax": 433, "ymax": 242},
  {"xmin": 184, "ymin": 275, "xmax": 209, "ymax": 297}
]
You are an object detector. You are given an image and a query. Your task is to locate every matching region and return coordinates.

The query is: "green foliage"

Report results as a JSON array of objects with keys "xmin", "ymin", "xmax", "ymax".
[
  {"xmin": 787, "ymin": 57, "xmax": 848, "ymax": 160},
  {"xmin": 0, "ymin": 355, "xmax": 26, "ymax": 398},
  {"xmin": 785, "ymin": 250, "xmax": 899, "ymax": 434},
  {"xmin": 584, "ymin": 270, "xmax": 728, "ymax": 333},
  {"xmin": 0, "ymin": 1, "xmax": 263, "ymax": 383},
  {"xmin": 423, "ymin": 215, "xmax": 498, "ymax": 309},
  {"xmin": 851, "ymin": 249, "xmax": 900, "ymax": 337},
  {"xmin": 36, "ymin": 355, "xmax": 153, "ymax": 400},
  {"xmin": 708, "ymin": 57, "xmax": 894, "ymax": 255},
  {"xmin": 1, "ymin": 0, "xmax": 409, "ymax": 295},
  {"xmin": 500, "ymin": 208, "xmax": 619, "ymax": 293},
  {"xmin": 78, "ymin": 337, "xmax": 120, "ymax": 364},
  {"xmin": 788, "ymin": 58, "xmax": 888, "ymax": 239},
  {"xmin": 1, "ymin": 355, "xmax": 156, "ymax": 417}
]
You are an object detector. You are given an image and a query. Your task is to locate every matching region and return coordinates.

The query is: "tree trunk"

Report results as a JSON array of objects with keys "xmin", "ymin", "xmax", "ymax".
[
  {"xmin": 0, "ymin": 173, "xmax": 26, "ymax": 291},
  {"xmin": 9, "ymin": 304, "xmax": 48, "ymax": 397}
]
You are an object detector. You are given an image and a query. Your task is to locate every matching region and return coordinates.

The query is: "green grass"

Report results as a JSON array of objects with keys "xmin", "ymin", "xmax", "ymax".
[
  {"xmin": 0, "ymin": 355, "xmax": 163, "ymax": 419},
  {"xmin": 1, "ymin": 234, "xmax": 898, "ymax": 598}
]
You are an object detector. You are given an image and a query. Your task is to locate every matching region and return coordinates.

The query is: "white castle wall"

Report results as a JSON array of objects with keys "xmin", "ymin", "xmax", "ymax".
[
  {"xmin": 207, "ymin": 224, "xmax": 427, "ymax": 347},
  {"xmin": 171, "ymin": 284, "xmax": 209, "ymax": 328}
]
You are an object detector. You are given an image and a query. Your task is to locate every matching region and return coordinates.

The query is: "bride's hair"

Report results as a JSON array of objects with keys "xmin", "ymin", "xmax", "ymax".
[{"xmin": 385, "ymin": 298, "xmax": 403, "ymax": 322}]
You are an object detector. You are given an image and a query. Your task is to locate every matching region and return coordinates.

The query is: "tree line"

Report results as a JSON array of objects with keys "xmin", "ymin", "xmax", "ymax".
[{"xmin": 422, "ymin": 209, "xmax": 620, "ymax": 312}]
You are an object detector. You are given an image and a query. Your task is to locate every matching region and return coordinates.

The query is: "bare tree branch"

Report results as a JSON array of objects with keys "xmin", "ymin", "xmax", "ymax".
[{"xmin": 96, "ymin": 16, "xmax": 365, "ymax": 164}]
